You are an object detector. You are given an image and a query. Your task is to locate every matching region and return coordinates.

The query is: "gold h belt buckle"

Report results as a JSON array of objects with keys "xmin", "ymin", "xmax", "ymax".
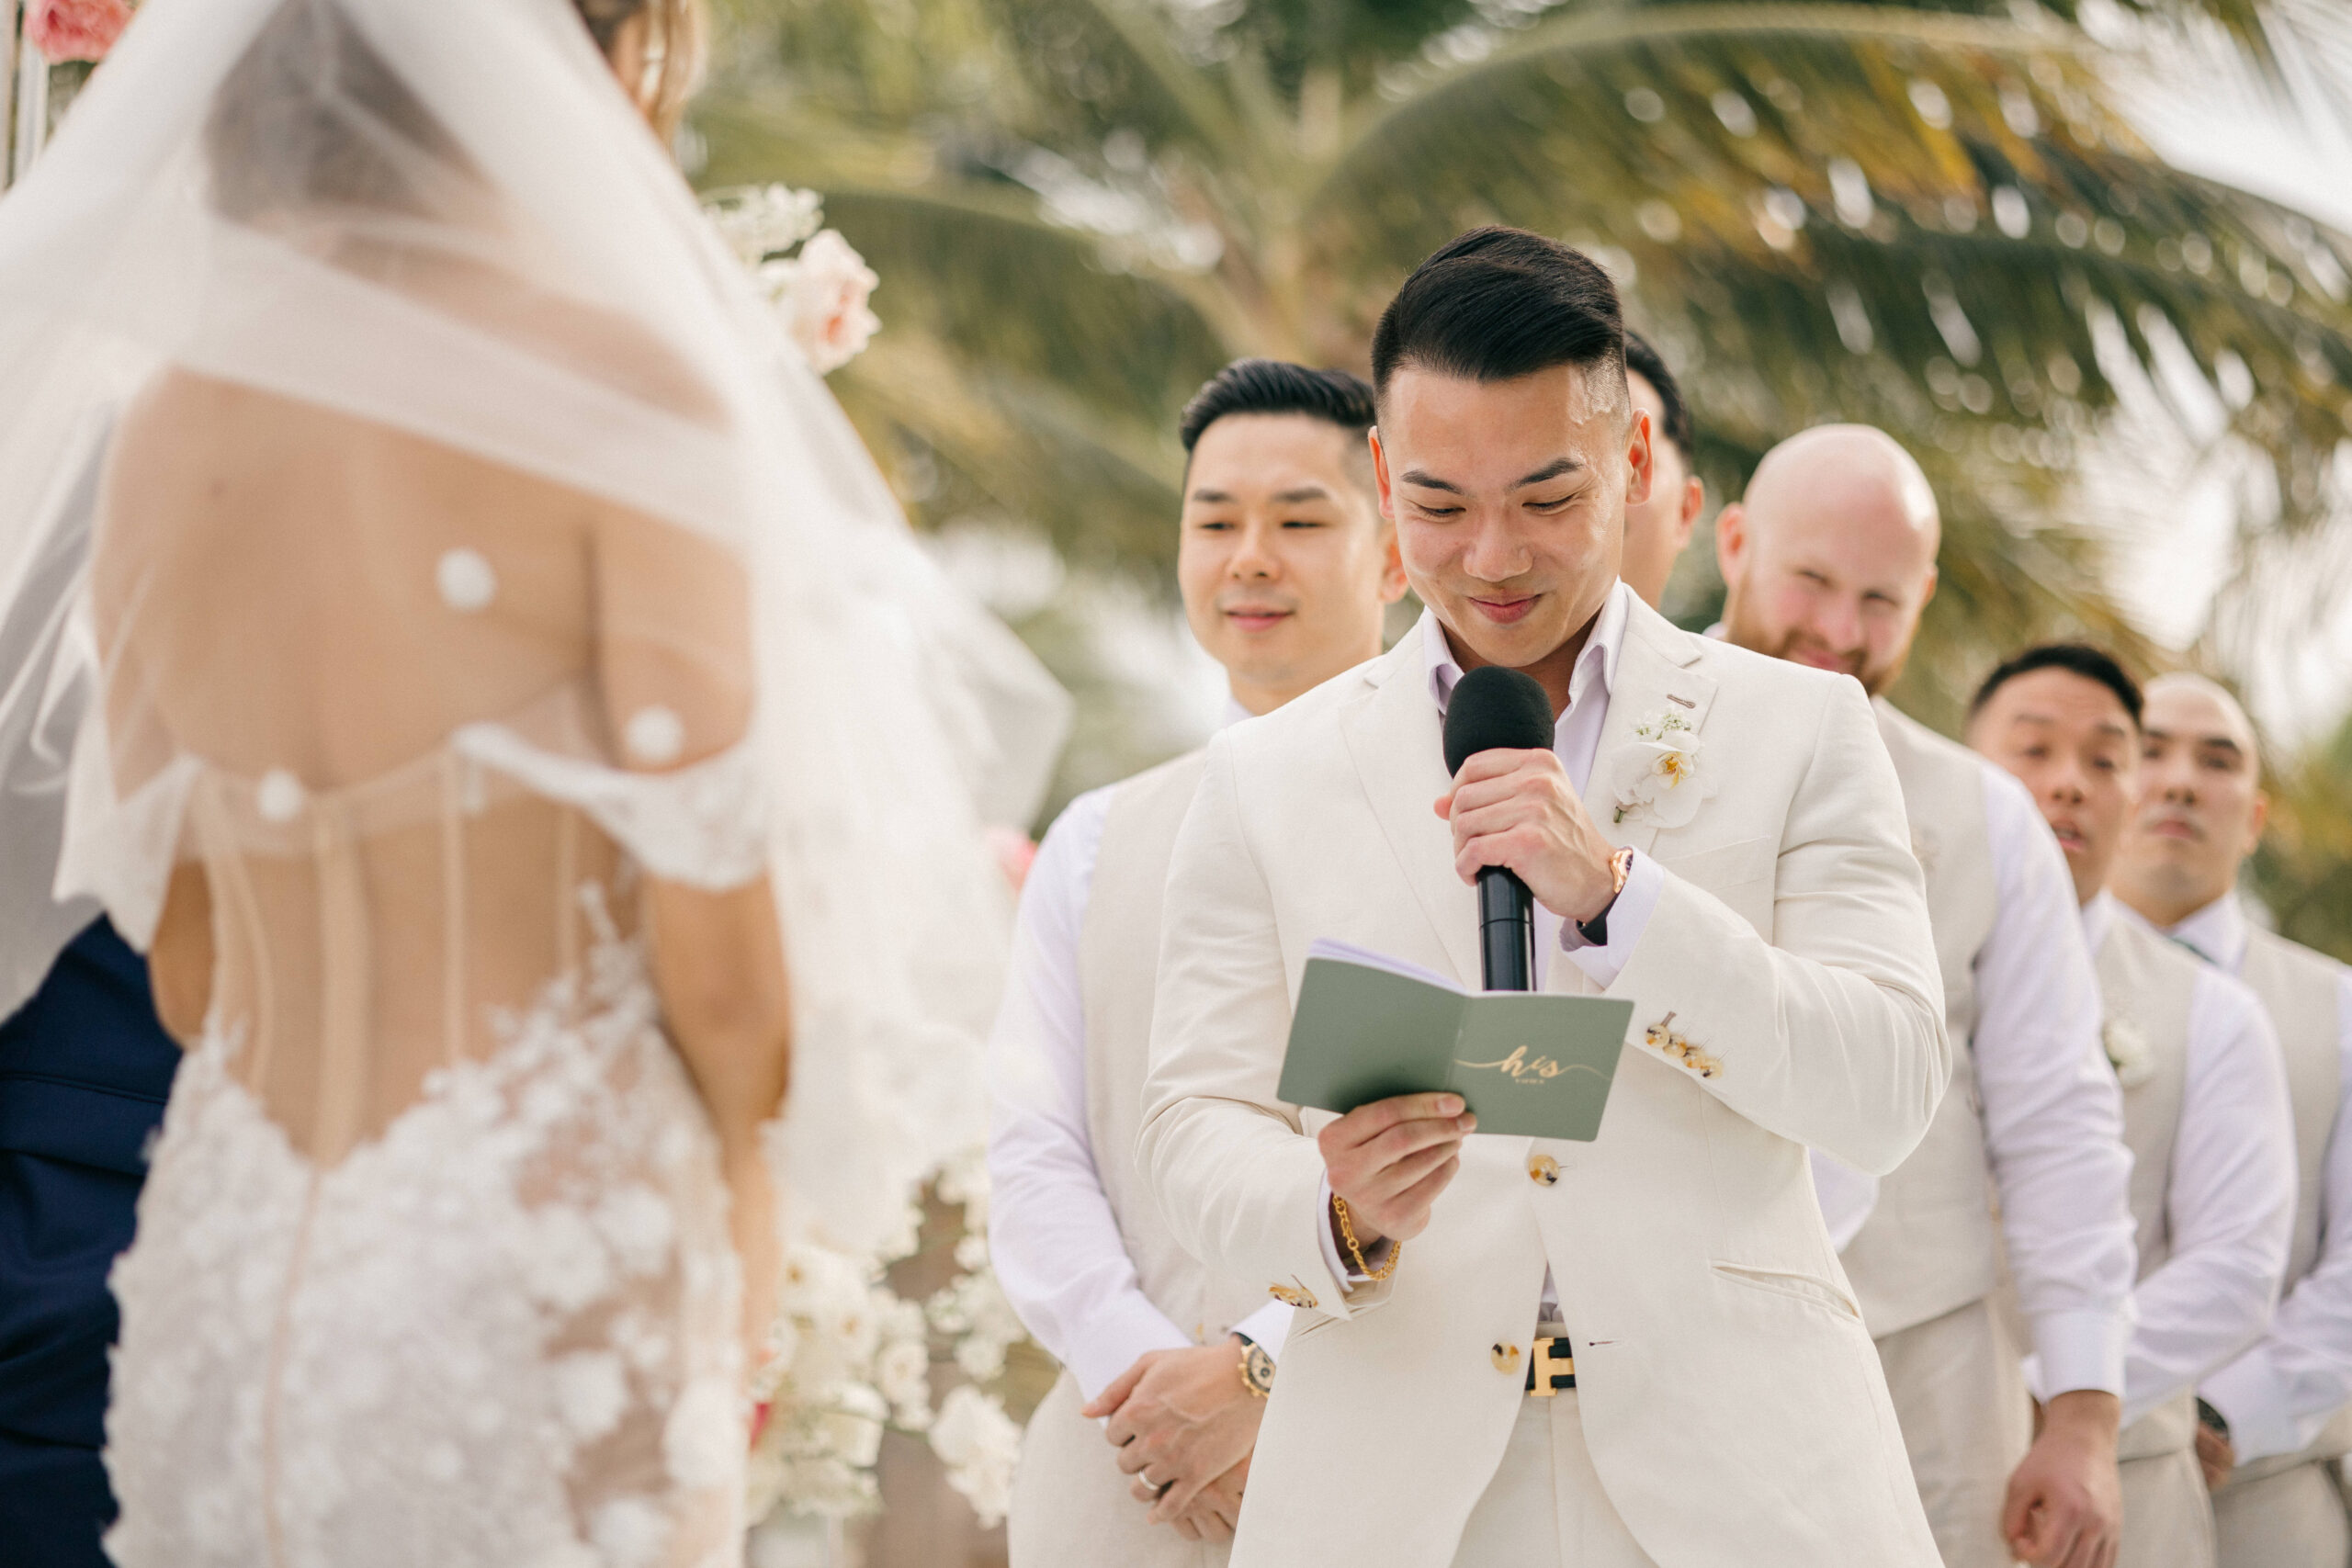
[{"xmin": 1526, "ymin": 1335, "xmax": 1576, "ymax": 1397}]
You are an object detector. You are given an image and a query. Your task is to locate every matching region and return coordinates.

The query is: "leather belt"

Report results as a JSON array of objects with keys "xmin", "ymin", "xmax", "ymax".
[{"xmin": 1523, "ymin": 1334, "xmax": 1576, "ymax": 1395}]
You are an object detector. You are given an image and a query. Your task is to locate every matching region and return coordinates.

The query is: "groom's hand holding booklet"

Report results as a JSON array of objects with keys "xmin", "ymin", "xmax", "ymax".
[{"xmin": 1277, "ymin": 938, "xmax": 1634, "ymax": 1140}]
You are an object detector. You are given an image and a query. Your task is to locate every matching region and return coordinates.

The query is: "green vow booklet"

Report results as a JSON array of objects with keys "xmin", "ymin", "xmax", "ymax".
[{"xmin": 1277, "ymin": 940, "xmax": 1634, "ymax": 1141}]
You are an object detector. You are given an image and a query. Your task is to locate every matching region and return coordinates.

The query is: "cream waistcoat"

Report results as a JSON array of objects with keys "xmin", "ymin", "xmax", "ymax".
[
  {"xmin": 2234, "ymin": 926, "xmax": 2352, "ymax": 1470},
  {"xmin": 1080, "ymin": 748, "xmax": 1266, "ymax": 1346},
  {"xmin": 1841, "ymin": 701, "xmax": 2001, "ymax": 1337},
  {"xmin": 2098, "ymin": 911, "xmax": 2200, "ymax": 1461}
]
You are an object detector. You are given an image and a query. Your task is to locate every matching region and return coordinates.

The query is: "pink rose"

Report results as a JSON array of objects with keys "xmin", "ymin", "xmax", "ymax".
[
  {"xmin": 25, "ymin": 0, "xmax": 134, "ymax": 62},
  {"xmin": 783, "ymin": 230, "xmax": 880, "ymax": 375}
]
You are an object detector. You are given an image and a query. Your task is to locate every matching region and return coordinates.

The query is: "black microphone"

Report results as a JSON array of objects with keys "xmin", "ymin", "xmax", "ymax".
[{"xmin": 1442, "ymin": 665, "xmax": 1555, "ymax": 991}]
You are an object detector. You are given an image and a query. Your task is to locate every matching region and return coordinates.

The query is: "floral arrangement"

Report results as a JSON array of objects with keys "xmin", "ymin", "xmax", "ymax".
[
  {"xmin": 709, "ymin": 184, "xmax": 1033, "ymax": 1536},
  {"xmin": 744, "ymin": 1159, "xmax": 1028, "ymax": 1529},
  {"xmin": 705, "ymin": 184, "xmax": 881, "ymax": 375},
  {"xmin": 24, "ymin": 0, "xmax": 133, "ymax": 62}
]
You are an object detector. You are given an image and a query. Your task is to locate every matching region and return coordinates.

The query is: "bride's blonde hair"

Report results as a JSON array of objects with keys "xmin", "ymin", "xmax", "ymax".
[{"xmin": 571, "ymin": 0, "xmax": 707, "ymax": 141}]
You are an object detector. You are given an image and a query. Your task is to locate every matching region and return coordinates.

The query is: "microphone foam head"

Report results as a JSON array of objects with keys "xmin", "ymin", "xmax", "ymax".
[{"xmin": 1443, "ymin": 664, "xmax": 1555, "ymax": 774}]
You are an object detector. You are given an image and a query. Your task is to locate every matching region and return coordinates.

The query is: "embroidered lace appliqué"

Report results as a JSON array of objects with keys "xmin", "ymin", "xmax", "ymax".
[{"xmin": 103, "ymin": 920, "xmax": 746, "ymax": 1568}]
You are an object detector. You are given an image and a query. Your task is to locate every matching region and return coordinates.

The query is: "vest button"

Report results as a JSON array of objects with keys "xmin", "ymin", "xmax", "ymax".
[
  {"xmin": 1528, "ymin": 1154, "xmax": 1560, "ymax": 1186},
  {"xmin": 1491, "ymin": 1342, "xmax": 1521, "ymax": 1373}
]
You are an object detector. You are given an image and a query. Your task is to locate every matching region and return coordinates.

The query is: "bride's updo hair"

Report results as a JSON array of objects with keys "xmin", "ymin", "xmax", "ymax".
[{"xmin": 571, "ymin": 0, "xmax": 707, "ymax": 141}]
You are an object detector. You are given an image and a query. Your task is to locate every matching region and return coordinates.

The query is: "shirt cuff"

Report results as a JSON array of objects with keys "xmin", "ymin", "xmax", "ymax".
[
  {"xmin": 1232, "ymin": 1299, "xmax": 1295, "ymax": 1361},
  {"xmin": 1315, "ymin": 1174, "xmax": 1382, "ymax": 1292},
  {"xmin": 1064, "ymin": 1292, "xmax": 1201, "ymax": 1404},
  {"xmin": 1558, "ymin": 849, "xmax": 1663, "ymax": 989},
  {"xmin": 2200, "ymin": 1350, "xmax": 2303, "ymax": 1463},
  {"xmin": 2030, "ymin": 1309, "xmax": 2131, "ymax": 1401}
]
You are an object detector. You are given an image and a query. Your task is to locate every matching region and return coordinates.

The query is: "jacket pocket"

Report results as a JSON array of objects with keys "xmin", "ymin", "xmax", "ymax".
[
  {"xmin": 1657, "ymin": 834, "xmax": 1774, "ymax": 891},
  {"xmin": 1710, "ymin": 1260, "xmax": 1863, "ymax": 1324}
]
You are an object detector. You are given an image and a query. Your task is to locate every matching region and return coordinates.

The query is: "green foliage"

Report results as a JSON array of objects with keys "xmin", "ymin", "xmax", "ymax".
[
  {"xmin": 697, "ymin": 0, "xmax": 2352, "ymax": 805},
  {"xmin": 2252, "ymin": 707, "xmax": 2352, "ymax": 964}
]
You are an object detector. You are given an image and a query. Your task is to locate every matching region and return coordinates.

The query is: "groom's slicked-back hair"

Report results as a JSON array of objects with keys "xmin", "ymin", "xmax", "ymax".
[{"xmin": 1370, "ymin": 227, "xmax": 1627, "ymax": 411}]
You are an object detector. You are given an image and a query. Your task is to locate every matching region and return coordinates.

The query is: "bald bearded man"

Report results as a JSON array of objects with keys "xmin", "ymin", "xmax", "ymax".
[
  {"xmin": 1716, "ymin": 427, "xmax": 2137, "ymax": 1568},
  {"xmin": 2113, "ymin": 676, "xmax": 2352, "ymax": 1568}
]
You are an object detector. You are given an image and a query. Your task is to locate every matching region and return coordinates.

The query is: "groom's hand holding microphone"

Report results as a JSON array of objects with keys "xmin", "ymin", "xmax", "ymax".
[{"xmin": 1321, "ymin": 666, "xmax": 1622, "ymax": 1258}]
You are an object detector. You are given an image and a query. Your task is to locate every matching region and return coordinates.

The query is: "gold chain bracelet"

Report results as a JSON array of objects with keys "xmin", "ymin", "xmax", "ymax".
[{"xmin": 1331, "ymin": 1195, "xmax": 1402, "ymax": 1281}]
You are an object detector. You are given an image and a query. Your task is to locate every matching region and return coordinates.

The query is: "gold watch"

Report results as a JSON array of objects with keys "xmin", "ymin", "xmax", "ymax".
[
  {"xmin": 1576, "ymin": 846, "xmax": 1635, "ymax": 946},
  {"xmin": 1236, "ymin": 1335, "xmax": 1275, "ymax": 1399}
]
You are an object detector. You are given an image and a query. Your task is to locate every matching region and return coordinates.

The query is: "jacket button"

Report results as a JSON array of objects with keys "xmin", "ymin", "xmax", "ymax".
[
  {"xmin": 1528, "ymin": 1154, "xmax": 1559, "ymax": 1186},
  {"xmin": 1491, "ymin": 1342, "xmax": 1521, "ymax": 1373}
]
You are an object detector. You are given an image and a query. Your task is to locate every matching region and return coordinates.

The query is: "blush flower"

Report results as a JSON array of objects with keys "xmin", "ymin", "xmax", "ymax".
[
  {"xmin": 25, "ymin": 0, "xmax": 133, "ymax": 62},
  {"xmin": 778, "ymin": 230, "xmax": 881, "ymax": 375}
]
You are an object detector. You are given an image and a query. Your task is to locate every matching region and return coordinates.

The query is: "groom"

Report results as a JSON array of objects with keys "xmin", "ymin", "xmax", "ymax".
[{"xmin": 1137, "ymin": 228, "xmax": 1949, "ymax": 1566}]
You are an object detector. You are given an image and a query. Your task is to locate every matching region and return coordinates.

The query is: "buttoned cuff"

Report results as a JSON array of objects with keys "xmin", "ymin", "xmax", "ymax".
[
  {"xmin": 2200, "ymin": 1350, "xmax": 2303, "ymax": 1463},
  {"xmin": 1065, "ymin": 1292, "xmax": 1200, "ymax": 1405},
  {"xmin": 1232, "ymin": 1300, "xmax": 1295, "ymax": 1361},
  {"xmin": 2030, "ymin": 1309, "xmax": 2131, "ymax": 1401},
  {"xmin": 1558, "ymin": 849, "xmax": 1663, "ymax": 989}
]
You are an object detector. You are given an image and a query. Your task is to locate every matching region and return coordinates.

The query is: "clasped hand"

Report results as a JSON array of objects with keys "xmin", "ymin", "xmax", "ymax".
[{"xmin": 1083, "ymin": 1339, "xmax": 1263, "ymax": 1541}]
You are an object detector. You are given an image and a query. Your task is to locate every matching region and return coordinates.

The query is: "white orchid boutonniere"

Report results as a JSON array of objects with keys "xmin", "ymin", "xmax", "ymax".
[
  {"xmin": 2102, "ymin": 1017, "xmax": 2155, "ymax": 1089},
  {"xmin": 1613, "ymin": 708, "xmax": 1716, "ymax": 829}
]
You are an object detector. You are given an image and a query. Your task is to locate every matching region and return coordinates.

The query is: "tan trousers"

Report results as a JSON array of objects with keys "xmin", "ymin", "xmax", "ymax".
[
  {"xmin": 2117, "ymin": 1446, "xmax": 2219, "ymax": 1568},
  {"xmin": 2212, "ymin": 1457, "xmax": 2350, "ymax": 1568},
  {"xmin": 1008, "ymin": 1371, "xmax": 1227, "ymax": 1568},
  {"xmin": 1874, "ymin": 1298, "xmax": 2034, "ymax": 1568},
  {"xmin": 1449, "ymin": 1391, "xmax": 1658, "ymax": 1567}
]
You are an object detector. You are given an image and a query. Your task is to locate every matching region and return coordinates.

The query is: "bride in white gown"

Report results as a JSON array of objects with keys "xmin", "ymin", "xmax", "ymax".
[{"xmin": 0, "ymin": 0, "xmax": 1060, "ymax": 1562}]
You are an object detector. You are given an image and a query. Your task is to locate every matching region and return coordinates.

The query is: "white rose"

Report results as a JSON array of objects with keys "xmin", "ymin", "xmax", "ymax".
[
  {"xmin": 2103, "ymin": 1017, "xmax": 2155, "ymax": 1089},
  {"xmin": 930, "ymin": 1386, "xmax": 1023, "ymax": 1529}
]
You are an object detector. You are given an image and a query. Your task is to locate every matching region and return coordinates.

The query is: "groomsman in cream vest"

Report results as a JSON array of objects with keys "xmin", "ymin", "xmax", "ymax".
[
  {"xmin": 2110, "ymin": 673, "xmax": 2352, "ymax": 1568},
  {"xmin": 1972, "ymin": 646, "xmax": 2296, "ymax": 1568},
  {"xmin": 1141, "ymin": 228, "xmax": 1948, "ymax": 1567},
  {"xmin": 1711, "ymin": 427, "xmax": 2137, "ymax": 1568},
  {"xmin": 989, "ymin": 358, "xmax": 1408, "ymax": 1562}
]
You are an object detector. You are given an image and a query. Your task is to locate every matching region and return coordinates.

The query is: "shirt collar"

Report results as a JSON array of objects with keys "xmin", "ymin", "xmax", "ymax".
[
  {"xmin": 1420, "ymin": 579, "xmax": 1634, "ymax": 723},
  {"xmin": 1216, "ymin": 695, "xmax": 1252, "ymax": 732},
  {"xmin": 2165, "ymin": 891, "xmax": 2249, "ymax": 974}
]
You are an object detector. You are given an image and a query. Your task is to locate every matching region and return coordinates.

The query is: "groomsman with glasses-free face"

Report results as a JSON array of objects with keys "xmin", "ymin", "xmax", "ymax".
[
  {"xmin": 2110, "ymin": 675, "xmax": 2352, "ymax": 1568},
  {"xmin": 1138, "ymin": 228, "xmax": 1949, "ymax": 1567},
  {"xmin": 1969, "ymin": 649, "xmax": 2296, "ymax": 1568},
  {"xmin": 1714, "ymin": 428, "xmax": 2137, "ymax": 1568},
  {"xmin": 989, "ymin": 359, "xmax": 1408, "ymax": 1562}
]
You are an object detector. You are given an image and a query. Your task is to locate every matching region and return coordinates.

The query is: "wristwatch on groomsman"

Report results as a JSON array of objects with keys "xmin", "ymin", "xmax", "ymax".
[
  {"xmin": 1576, "ymin": 846, "xmax": 1637, "ymax": 946},
  {"xmin": 1235, "ymin": 1333, "xmax": 1275, "ymax": 1399}
]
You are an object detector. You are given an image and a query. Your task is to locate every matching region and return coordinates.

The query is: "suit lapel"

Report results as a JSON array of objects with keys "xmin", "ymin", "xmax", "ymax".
[
  {"xmin": 1581, "ymin": 603, "xmax": 1719, "ymax": 858},
  {"xmin": 1338, "ymin": 641, "xmax": 1480, "ymax": 987}
]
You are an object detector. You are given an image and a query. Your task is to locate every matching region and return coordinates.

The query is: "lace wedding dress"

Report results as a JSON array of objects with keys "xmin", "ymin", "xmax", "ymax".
[{"xmin": 0, "ymin": 0, "xmax": 1063, "ymax": 1562}]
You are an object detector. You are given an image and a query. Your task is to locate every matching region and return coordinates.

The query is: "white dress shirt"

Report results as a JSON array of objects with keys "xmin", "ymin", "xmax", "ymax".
[
  {"xmin": 1812, "ymin": 763, "xmax": 2136, "ymax": 1397},
  {"xmin": 2065, "ymin": 894, "xmax": 2296, "ymax": 1427},
  {"xmin": 986, "ymin": 698, "xmax": 1297, "ymax": 1403},
  {"xmin": 2175, "ymin": 894, "xmax": 2352, "ymax": 1462},
  {"xmin": 1317, "ymin": 583, "xmax": 1664, "ymax": 1310}
]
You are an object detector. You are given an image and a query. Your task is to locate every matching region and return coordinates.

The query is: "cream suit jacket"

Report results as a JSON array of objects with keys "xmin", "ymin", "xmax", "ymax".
[{"xmin": 1138, "ymin": 598, "xmax": 1949, "ymax": 1568}]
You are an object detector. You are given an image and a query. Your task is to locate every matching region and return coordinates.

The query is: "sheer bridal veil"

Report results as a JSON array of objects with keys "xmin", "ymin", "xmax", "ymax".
[{"xmin": 0, "ymin": 0, "xmax": 1067, "ymax": 1255}]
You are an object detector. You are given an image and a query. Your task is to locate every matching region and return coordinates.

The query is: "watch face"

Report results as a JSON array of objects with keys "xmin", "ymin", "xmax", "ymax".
[{"xmin": 1243, "ymin": 1342, "xmax": 1276, "ymax": 1394}]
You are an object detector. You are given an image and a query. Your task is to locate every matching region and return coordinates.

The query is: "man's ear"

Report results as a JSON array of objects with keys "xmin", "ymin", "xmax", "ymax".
[
  {"xmin": 2248, "ymin": 787, "xmax": 2270, "ymax": 854},
  {"xmin": 1369, "ymin": 427, "xmax": 1395, "ymax": 523},
  {"xmin": 1377, "ymin": 519, "xmax": 1409, "ymax": 605},
  {"xmin": 1918, "ymin": 565, "xmax": 1939, "ymax": 614},
  {"xmin": 1624, "ymin": 410, "xmax": 1656, "ymax": 510},
  {"xmin": 1714, "ymin": 501, "xmax": 1748, "ymax": 583}
]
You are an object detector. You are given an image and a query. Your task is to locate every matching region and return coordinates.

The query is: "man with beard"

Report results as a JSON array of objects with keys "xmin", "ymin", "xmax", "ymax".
[
  {"xmin": 2110, "ymin": 674, "xmax": 2352, "ymax": 1568},
  {"xmin": 1715, "ymin": 427, "xmax": 2137, "ymax": 1568},
  {"xmin": 1972, "ymin": 647, "xmax": 2294, "ymax": 1568},
  {"xmin": 990, "ymin": 358, "xmax": 1408, "ymax": 1562}
]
